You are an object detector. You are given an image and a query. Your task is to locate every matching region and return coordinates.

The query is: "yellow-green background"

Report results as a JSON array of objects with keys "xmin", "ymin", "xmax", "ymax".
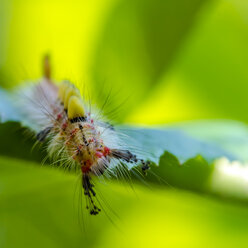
[{"xmin": 1, "ymin": 0, "xmax": 248, "ymax": 247}]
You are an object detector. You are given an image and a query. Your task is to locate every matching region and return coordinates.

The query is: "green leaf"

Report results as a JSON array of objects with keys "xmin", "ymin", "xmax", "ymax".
[
  {"xmin": 0, "ymin": 121, "xmax": 46, "ymax": 163},
  {"xmin": 1, "ymin": 155, "xmax": 248, "ymax": 248},
  {"xmin": 171, "ymin": 120, "xmax": 248, "ymax": 162},
  {"xmin": 0, "ymin": 121, "xmax": 235, "ymax": 166},
  {"xmin": 2, "ymin": 119, "xmax": 248, "ymax": 204},
  {"xmin": 146, "ymin": 152, "xmax": 213, "ymax": 192},
  {"xmin": 119, "ymin": 126, "xmax": 235, "ymax": 164},
  {"xmin": 0, "ymin": 88, "xmax": 20, "ymax": 122},
  {"xmin": 0, "ymin": 120, "xmax": 237, "ymax": 199}
]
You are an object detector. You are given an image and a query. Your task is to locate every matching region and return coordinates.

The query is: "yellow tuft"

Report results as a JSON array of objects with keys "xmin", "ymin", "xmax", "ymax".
[
  {"xmin": 64, "ymin": 85, "xmax": 81, "ymax": 109},
  {"xmin": 68, "ymin": 96, "xmax": 85, "ymax": 119},
  {"xmin": 58, "ymin": 81, "xmax": 70, "ymax": 102}
]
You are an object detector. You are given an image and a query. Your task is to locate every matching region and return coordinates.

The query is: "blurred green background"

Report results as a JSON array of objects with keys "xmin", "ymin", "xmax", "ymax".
[
  {"xmin": 1, "ymin": 0, "xmax": 248, "ymax": 124},
  {"xmin": 1, "ymin": 0, "xmax": 248, "ymax": 247}
]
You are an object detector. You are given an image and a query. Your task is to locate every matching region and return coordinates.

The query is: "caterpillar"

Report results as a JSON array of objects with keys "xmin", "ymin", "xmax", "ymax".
[{"xmin": 18, "ymin": 56, "xmax": 150, "ymax": 215}]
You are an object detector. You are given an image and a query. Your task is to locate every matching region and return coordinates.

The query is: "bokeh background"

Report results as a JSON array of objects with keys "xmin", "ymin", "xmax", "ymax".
[
  {"xmin": 2, "ymin": 0, "xmax": 248, "ymax": 125},
  {"xmin": 1, "ymin": 0, "xmax": 248, "ymax": 247}
]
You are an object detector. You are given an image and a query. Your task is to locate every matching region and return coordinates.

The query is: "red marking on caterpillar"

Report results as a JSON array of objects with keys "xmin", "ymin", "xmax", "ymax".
[
  {"xmin": 56, "ymin": 113, "xmax": 62, "ymax": 120},
  {"xmin": 81, "ymin": 160, "xmax": 93, "ymax": 173},
  {"xmin": 95, "ymin": 151, "xmax": 103, "ymax": 158},
  {"xmin": 76, "ymin": 145, "xmax": 83, "ymax": 155},
  {"xmin": 70, "ymin": 128, "xmax": 79, "ymax": 136},
  {"xmin": 103, "ymin": 147, "xmax": 110, "ymax": 156},
  {"xmin": 62, "ymin": 122, "xmax": 68, "ymax": 130}
]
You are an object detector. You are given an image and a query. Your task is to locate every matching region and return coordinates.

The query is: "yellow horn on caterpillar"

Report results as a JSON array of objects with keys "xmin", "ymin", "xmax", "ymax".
[
  {"xmin": 64, "ymin": 86, "xmax": 81, "ymax": 109},
  {"xmin": 68, "ymin": 96, "xmax": 85, "ymax": 119}
]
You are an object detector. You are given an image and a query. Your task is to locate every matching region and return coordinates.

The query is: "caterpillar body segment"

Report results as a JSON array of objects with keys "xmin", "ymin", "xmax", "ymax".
[
  {"xmin": 22, "ymin": 73, "xmax": 150, "ymax": 215},
  {"xmin": 58, "ymin": 80, "xmax": 70, "ymax": 101},
  {"xmin": 63, "ymin": 86, "xmax": 81, "ymax": 110},
  {"xmin": 67, "ymin": 96, "xmax": 85, "ymax": 120}
]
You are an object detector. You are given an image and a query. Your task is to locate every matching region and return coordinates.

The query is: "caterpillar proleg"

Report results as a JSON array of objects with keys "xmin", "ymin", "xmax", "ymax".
[{"xmin": 18, "ymin": 57, "xmax": 150, "ymax": 215}]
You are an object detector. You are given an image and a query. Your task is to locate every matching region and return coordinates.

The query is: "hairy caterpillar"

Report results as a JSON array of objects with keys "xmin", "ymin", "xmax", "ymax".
[{"xmin": 18, "ymin": 57, "xmax": 150, "ymax": 215}]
